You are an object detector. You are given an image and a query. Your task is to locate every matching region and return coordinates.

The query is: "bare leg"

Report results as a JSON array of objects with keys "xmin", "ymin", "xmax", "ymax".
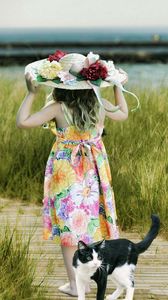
[{"xmin": 58, "ymin": 245, "xmax": 78, "ymax": 296}]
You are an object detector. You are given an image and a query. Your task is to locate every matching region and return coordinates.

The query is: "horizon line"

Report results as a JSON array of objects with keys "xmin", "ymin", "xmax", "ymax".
[{"xmin": 0, "ymin": 26, "xmax": 168, "ymax": 31}]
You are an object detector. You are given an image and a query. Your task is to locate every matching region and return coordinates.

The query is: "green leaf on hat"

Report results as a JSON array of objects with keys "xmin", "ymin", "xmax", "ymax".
[
  {"xmin": 52, "ymin": 78, "xmax": 61, "ymax": 84},
  {"xmin": 76, "ymin": 77, "xmax": 86, "ymax": 82},
  {"xmin": 90, "ymin": 78, "xmax": 102, "ymax": 86},
  {"xmin": 36, "ymin": 75, "xmax": 47, "ymax": 82},
  {"xmin": 77, "ymin": 74, "xmax": 85, "ymax": 80},
  {"xmin": 69, "ymin": 70, "xmax": 85, "ymax": 81},
  {"xmin": 36, "ymin": 75, "xmax": 61, "ymax": 84}
]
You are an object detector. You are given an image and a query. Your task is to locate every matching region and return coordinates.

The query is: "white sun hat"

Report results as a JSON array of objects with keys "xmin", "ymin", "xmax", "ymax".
[{"xmin": 25, "ymin": 50, "xmax": 140, "ymax": 112}]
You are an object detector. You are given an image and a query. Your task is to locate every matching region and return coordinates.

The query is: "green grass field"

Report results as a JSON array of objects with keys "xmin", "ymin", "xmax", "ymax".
[
  {"xmin": 0, "ymin": 224, "xmax": 45, "ymax": 300},
  {"xmin": 0, "ymin": 78, "xmax": 168, "ymax": 236}
]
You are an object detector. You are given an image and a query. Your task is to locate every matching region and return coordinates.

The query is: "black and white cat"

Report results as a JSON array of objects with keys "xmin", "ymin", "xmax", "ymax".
[{"xmin": 73, "ymin": 214, "xmax": 160, "ymax": 300}]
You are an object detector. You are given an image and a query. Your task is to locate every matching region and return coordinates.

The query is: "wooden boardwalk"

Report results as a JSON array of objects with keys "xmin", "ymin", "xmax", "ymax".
[{"xmin": 0, "ymin": 198, "xmax": 168, "ymax": 300}]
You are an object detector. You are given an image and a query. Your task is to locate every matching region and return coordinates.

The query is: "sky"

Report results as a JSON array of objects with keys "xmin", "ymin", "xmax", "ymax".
[{"xmin": 0, "ymin": 0, "xmax": 168, "ymax": 29}]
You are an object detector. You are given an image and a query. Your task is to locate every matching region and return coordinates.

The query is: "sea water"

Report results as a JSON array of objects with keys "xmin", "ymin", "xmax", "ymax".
[
  {"xmin": 0, "ymin": 27, "xmax": 168, "ymax": 43},
  {"xmin": 0, "ymin": 27, "xmax": 168, "ymax": 87}
]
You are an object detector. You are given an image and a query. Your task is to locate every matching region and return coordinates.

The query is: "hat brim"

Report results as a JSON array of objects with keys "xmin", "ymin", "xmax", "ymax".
[{"xmin": 25, "ymin": 59, "xmax": 126, "ymax": 90}]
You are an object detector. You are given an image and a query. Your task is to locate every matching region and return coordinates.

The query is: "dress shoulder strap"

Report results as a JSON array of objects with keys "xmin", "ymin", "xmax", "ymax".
[{"xmin": 61, "ymin": 102, "xmax": 74, "ymax": 126}]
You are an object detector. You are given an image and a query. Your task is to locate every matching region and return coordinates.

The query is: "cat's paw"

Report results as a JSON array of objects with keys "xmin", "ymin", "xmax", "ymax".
[
  {"xmin": 105, "ymin": 295, "xmax": 115, "ymax": 300},
  {"xmin": 106, "ymin": 295, "xmax": 124, "ymax": 300}
]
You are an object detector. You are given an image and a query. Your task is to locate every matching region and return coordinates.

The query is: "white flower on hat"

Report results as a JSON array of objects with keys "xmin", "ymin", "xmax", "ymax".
[
  {"xmin": 84, "ymin": 52, "xmax": 100, "ymax": 68},
  {"xmin": 100, "ymin": 60, "xmax": 118, "ymax": 81},
  {"xmin": 38, "ymin": 60, "xmax": 62, "ymax": 80},
  {"xmin": 57, "ymin": 70, "xmax": 77, "ymax": 85},
  {"xmin": 87, "ymin": 52, "xmax": 99, "ymax": 64}
]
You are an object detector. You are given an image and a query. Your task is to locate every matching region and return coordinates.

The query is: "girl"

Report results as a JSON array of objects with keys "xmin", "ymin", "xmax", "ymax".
[{"xmin": 16, "ymin": 52, "xmax": 128, "ymax": 297}]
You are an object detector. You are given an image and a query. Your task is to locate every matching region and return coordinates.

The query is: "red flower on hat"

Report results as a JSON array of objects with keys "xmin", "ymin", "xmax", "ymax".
[
  {"xmin": 80, "ymin": 61, "xmax": 108, "ymax": 81},
  {"xmin": 48, "ymin": 50, "xmax": 66, "ymax": 62}
]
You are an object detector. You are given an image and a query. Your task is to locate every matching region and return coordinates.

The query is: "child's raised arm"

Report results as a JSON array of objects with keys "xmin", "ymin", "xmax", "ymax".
[
  {"xmin": 103, "ymin": 69, "xmax": 129, "ymax": 121},
  {"xmin": 16, "ymin": 73, "xmax": 58, "ymax": 129}
]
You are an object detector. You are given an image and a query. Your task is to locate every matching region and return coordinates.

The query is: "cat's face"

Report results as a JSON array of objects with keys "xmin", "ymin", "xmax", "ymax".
[{"xmin": 77, "ymin": 240, "xmax": 104, "ymax": 270}]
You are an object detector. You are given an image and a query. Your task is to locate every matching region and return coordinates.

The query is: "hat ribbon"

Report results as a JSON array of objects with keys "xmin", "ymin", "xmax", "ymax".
[{"xmin": 87, "ymin": 80, "xmax": 140, "ymax": 113}]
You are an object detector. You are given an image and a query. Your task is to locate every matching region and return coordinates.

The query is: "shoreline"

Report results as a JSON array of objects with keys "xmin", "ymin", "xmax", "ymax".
[
  {"xmin": 1, "ymin": 63, "xmax": 168, "ymax": 88},
  {"xmin": 0, "ymin": 40, "xmax": 168, "ymax": 65}
]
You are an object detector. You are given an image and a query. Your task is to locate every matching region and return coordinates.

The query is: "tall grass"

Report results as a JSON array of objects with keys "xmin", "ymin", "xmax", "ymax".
[
  {"xmin": 0, "ymin": 224, "xmax": 45, "ymax": 300},
  {"xmin": 0, "ymin": 78, "xmax": 168, "ymax": 235},
  {"xmin": 102, "ymin": 86, "xmax": 168, "ymax": 234},
  {"xmin": 0, "ymin": 78, "xmax": 53, "ymax": 201}
]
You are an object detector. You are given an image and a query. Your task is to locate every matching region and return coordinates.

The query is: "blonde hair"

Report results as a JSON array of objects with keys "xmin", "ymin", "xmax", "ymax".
[{"xmin": 52, "ymin": 88, "xmax": 100, "ymax": 130}]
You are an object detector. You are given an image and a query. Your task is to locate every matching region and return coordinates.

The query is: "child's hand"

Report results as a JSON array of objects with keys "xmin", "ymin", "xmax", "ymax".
[
  {"xmin": 118, "ymin": 68, "xmax": 128, "ymax": 85},
  {"xmin": 25, "ymin": 72, "xmax": 39, "ymax": 94}
]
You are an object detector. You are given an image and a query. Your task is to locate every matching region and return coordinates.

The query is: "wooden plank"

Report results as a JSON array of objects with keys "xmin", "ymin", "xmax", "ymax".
[{"xmin": 0, "ymin": 198, "xmax": 167, "ymax": 300}]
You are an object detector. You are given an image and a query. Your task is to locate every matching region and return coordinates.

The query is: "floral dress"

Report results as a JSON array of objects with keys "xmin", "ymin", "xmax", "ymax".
[{"xmin": 42, "ymin": 106, "xmax": 119, "ymax": 246}]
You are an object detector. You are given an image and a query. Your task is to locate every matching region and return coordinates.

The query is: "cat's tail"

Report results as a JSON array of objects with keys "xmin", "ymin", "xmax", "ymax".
[{"xmin": 135, "ymin": 214, "xmax": 160, "ymax": 254}]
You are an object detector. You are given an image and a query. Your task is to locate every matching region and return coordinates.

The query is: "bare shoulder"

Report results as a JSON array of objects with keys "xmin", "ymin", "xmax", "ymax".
[{"xmin": 42, "ymin": 100, "xmax": 61, "ymax": 116}]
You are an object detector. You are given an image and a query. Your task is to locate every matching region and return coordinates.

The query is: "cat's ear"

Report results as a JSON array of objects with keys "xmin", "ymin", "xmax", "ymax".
[
  {"xmin": 95, "ymin": 239, "xmax": 106, "ymax": 249},
  {"xmin": 78, "ymin": 240, "xmax": 87, "ymax": 250},
  {"xmin": 99, "ymin": 239, "xmax": 106, "ymax": 249}
]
